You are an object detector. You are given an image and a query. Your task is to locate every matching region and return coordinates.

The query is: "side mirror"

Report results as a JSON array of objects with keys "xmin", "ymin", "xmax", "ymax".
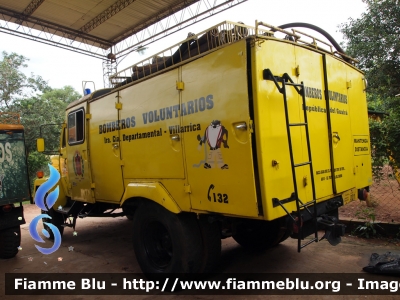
[{"xmin": 37, "ymin": 138, "xmax": 45, "ymax": 152}]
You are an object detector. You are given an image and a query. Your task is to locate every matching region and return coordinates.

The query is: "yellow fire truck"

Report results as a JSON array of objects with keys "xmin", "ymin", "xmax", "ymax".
[{"xmin": 35, "ymin": 20, "xmax": 372, "ymax": 274}]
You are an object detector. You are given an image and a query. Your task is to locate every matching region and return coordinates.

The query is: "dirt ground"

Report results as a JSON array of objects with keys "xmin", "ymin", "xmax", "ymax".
[{"xmin": 1, "ymin": 204, "xmax": 400, "ymax": 300}]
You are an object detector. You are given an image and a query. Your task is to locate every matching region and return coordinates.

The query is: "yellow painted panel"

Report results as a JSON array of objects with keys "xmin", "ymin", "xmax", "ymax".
[
  {"xmin": 59, "ymin": 125, "xmax": 72, "ymax": 198},
  {"xmin": 347, "ymin": 67, "xmax": 373, "ymax": 189},
  {"xmin": 121, "ymin": 182, "xmax": 181, "ymax": 214},
  {"xmin": 295, "ymin": 47, "xmax": 333, "ymax": 200},
  {"xmin": 182, "ymin": 40, "xmax": 259, "ymax": 218},
  {"xmin": 119, "ymin": 70, "xmax": 185, "ymax": 179},
  {"xmin": 252, "ymin": 40, "xmax": 307, "ymax": 220},
  {"xmin": 66, "ymin": 102, "xmax": 94, "ymax": 203},
  {"xmin": 157, "ymin": 179, "xmax": 192, "ymax": 212},
  {"xmin": 325, "ymin": 56, "xmax": 356, "ymax": 193},
  {"xmin": 89, "ymin": 93, "xmax": 125, "ymax": 202}
]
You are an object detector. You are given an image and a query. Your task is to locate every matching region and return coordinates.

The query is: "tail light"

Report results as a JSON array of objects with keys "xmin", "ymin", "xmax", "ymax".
[
  {"xmin": 358, "ymin": 188, "xmax": 369, "ymax": 201},
  {"xmin": 292, "ymin": 217, "xmax": 303, "ymax": 233},
  {"xmin": 2, "ymin": 204, "xmax": 13, "ymax": 212}
]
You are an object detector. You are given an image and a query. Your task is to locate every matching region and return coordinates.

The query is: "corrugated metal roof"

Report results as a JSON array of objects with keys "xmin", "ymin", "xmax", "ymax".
[{"xmin": 0, "ymin": 0, "xmax": 198, "ymax": 49}]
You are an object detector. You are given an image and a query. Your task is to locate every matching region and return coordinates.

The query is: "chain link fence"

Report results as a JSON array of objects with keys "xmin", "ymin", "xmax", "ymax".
[{"xmin": 339, "ymin": 165, "xmax": 400, "ymax": 224}]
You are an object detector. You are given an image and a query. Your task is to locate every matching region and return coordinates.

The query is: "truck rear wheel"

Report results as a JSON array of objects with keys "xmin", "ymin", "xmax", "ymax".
[
  {"xmin": 132, "ymin": 201, "xmax": 202, "ymax": 275},
  {"xmin": 232, "ymin": 219, "xmax": 286, "ymax": 251},
  {"xmin": 41, "ymin": 209, "xmax": 65, "ymax": 240},
  {"xmin": 0, "ymin": 226, "xmax": 21, "ymax": 259}
]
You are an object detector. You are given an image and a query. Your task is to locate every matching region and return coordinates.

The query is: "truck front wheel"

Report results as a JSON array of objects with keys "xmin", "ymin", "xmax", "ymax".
[
  {"xmin": 0, "ymin": 226, "xmax": 21, "ymax": 259},
  {"xmin": 132, "ymin": 201, "xmax": 202, "ymax": 275}
]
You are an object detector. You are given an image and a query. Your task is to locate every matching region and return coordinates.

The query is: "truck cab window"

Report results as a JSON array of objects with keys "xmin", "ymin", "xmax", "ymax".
[{"xmin": 68, "ymin": 108, "xmax": 84, "ymax": 145}]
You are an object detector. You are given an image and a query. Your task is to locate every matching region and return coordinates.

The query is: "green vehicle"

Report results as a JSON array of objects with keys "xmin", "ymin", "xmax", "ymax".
[{"xmin": 0, "ymin": 112, "xmax": 30, "ymax": 259}]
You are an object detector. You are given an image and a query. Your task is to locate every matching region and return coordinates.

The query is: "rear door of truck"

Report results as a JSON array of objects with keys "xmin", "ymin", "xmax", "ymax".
[
  {"xmin": 322, "ymin": 55, "xmax": 356, "ymax": 194},
  {"xmin": 252, "ymin": 40, "xmax": 359, "ymax": 220}
]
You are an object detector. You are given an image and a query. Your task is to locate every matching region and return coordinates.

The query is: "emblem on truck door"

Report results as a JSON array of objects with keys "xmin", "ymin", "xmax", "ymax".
[
  {"xmin": 195, "ymin": 120, "xmax": 229, "ymax": 169},
  {"xmin": 73, "ymin": 150, "xmax": 84, "ymax": 177}
]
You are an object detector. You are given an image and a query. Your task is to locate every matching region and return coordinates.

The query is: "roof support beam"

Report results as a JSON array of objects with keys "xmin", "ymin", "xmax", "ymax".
[
  {"xmin": 22, "ymin": 0, "xmax": 45, "ymax": 17},
  {"xmin": 16, "ymin": 0, "xmax": 45, "ymax": 25},
  {"xmin": 79, "ymin": 0, "xmax": 137, "ymax": 33},
  {"xmin": 113, "ymin": 0, "xmax": 247, "ymax": 57},
  {"xmin": 0, "ymin": 6, "xmax": 110, "ymax": 59},
  {"xmin": 0, "ymin": 0, "xmax": 247, "ymax": 62},
  {"xmin": 113, "ymin": 0, "xmax": 199, "ymax": 43}
]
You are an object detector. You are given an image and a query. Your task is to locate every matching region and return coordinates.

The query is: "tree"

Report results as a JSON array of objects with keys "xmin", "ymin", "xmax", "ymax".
[
  {"xmin": 0, "ymin": 51, "xmax": 81, "ymax": 187},
  {"xmin": 340, "ymin": 0, "xmax": 400, "ymax": 176},
  {"xmin": 340, "ymin": 0, "xmax": 400, "ymax": 100},
  {"xmin": 0, "ymin": 51, "xmax": 48, "ymax": 108},
  {"xmin": 11, "ymin": 86, "xmax": 80, "ymax": 152},
  {"xmin": 9, "ymin": 86, "xmax": 81, "ymax": 183}
]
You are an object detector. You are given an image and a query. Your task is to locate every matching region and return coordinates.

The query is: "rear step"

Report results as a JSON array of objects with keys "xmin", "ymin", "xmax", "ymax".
[{"xmin": 56, "ymin": 201, "xmax": 85, "ymax": 230}]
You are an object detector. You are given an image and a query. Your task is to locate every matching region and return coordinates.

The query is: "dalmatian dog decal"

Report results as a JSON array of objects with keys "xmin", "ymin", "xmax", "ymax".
[{"xmin": 196, "ymin": 120, "xmax": 229, "ymax": 169}]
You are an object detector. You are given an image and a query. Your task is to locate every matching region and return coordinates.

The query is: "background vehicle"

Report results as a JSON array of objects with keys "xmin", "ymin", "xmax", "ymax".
[
  {"xmin": 0, "ymin": 112, "xmax": 30, "ymax": 259},
  {"xmin": 35, "ymin": 20, "xmax": 372, "ymax": 274}
]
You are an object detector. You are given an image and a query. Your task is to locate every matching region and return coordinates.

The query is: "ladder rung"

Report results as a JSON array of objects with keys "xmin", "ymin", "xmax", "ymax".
[
  {"xmin": 294, "ymin": 161, "xmax": 311, "ymax": 167},
  {"xmin": 301, "ymin": 237, "xmax": 318, "ymax": 249},
  {"xmin": 289, "ymin": 122, "xmax": 307, "ymax": 127},
  {"xmin": 285, "ymin": 82, "xmax": 303, "ymax": 87},
  {"xmin": 300, "ymin": 200, "xmax": 316, "ymax": 208}
]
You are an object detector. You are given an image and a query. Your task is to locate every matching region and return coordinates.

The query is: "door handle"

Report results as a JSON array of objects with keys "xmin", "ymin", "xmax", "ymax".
[
  {"xmin": 113, "ymin": 143, "xmax": 119, "ymax": 149},
  {"xmin": 333, "ymin": 133, "xmax": 340, "ymax": 141},
  {"xmin": 171, "ymin": 134, "xmax": 180, "ymax": 141},
  {"xmin": 234, "ymin": 122, "xmax": 247, "ymax": 130}
]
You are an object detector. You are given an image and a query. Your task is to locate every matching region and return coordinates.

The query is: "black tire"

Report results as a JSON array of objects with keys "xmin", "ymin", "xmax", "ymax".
[
  {"xmin": 42, "ymin": 208, "xmax": 65, "ymax": 240},
  {"xmin": 278, "ymin": 228, "xmax": 291, "ymax": 244},
  {"xmin": 198, "ymin": 217, "xmax": 221, "ymax": 273},
  {"xmin": 0, "ymin": 226, "xmax": 21, "ymax": 259},
  {"xmin": 122, "ymin": 207, "xmax": 134, "ymax": 221},
  {"xmin": 232, "ymin": 219, "xmax": 286, "ymax": 251},
  {"xmin": 132, "ymin": 201, "xmax": 202, "ymax": 275}
]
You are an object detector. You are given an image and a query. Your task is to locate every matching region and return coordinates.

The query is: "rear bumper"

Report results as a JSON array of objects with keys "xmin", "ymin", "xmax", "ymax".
[{"xmin": 288, "ymin": 195, "xmax": 344, "ymax": 239}]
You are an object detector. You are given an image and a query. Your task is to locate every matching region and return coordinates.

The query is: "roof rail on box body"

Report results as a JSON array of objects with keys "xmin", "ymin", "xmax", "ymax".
[{"xmin": 109, "ymin": 20, "xmax": 358, "ymax": 89}]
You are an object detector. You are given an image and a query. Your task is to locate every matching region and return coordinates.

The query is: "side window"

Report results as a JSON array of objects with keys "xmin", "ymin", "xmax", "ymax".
[{"xmin": 68, "ymin": 108, "xmax": 85, "ymax": 145}]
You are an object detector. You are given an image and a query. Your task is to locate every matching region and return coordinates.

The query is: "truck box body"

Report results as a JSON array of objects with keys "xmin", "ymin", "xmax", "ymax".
[
  {"xmin": 36, "ymin": 21, "xmax": 372, "ymax": 272},
  {"xmin": 64, "ymin": 29, "xmax": 371, "ymax": 221}
]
